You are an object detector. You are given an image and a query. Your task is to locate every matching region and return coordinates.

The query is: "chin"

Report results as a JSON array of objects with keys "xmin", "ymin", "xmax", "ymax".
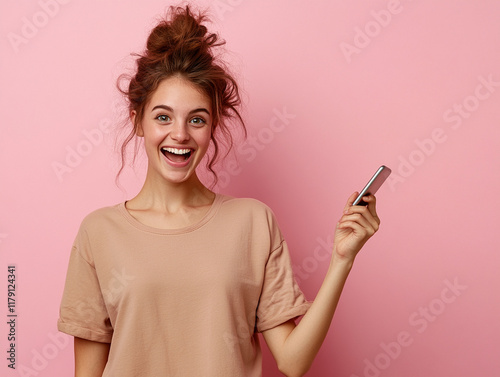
[{"xmin": 161, "ymin": 170, "xmax": 198, "ymax": 185}]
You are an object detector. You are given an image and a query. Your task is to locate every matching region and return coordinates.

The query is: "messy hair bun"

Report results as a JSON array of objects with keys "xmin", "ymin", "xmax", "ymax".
[{"xmin": 117, "ymin": 5, "xmax": 245, "ymax": 185}]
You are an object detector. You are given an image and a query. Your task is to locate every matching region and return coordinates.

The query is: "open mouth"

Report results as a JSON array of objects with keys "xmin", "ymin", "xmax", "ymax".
[{"xmin": 161, "ymin": 147, "xmax": 193, "ymax": 162}]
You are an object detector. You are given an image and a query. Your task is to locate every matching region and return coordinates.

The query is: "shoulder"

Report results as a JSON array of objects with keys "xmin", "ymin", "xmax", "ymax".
[
  {"xmin": 216, "ymin": 195, "xmax": 284, "ymax": 249},
  {"xmin": 77, "ymin": 203, "xmax": 124, "ymax": 235},
  {"xmin": 217, "ymin": 195, "xmax": 281, "ymax": 234},
  {"xmin": 69, "ymin": 203, "xmax": 124, "ymax": 262},
  {"xmin": 219, "ymin": 195, "xmax": 276, "ymax": 218}
]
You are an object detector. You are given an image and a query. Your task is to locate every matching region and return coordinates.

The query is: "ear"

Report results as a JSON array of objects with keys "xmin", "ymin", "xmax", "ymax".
[{"xmin": 131, "ymin": 110, "xmax": 144, "ymax": 137}]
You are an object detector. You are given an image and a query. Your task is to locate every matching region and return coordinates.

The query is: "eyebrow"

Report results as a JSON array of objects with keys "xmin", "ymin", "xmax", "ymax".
[{"xmin": 151, "ymin": 105, "xmax": 211, "ymax": 115}]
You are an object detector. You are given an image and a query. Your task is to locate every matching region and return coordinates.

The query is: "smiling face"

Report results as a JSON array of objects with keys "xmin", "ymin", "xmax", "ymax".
[{"xmin": 133, "ymin": 75, "xmax": 213, "ymax": 185}]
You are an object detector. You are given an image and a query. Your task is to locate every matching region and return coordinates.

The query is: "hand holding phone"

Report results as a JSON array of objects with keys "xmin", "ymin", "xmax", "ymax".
[{"xmin": 352, "ymin": 165, "xmax": 392, "ymax": 206}]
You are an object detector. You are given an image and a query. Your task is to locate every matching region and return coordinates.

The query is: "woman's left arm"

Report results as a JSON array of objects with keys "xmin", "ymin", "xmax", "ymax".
[{"xmin": 262, "ymin": 192, "xmax": 380, "ymax": 377}]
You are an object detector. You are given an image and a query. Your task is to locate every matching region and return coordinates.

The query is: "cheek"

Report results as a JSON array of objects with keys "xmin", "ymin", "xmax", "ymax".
[
  {"xmin": 198, "ymin": 129, "xmax": 212, "ymax": 150},
  {"xmin": 144, "ymin": 126, "xmax": 165, "ymax": 143},
  {"xmin": 143, "ymin": 129, "xmax": 165, "ymax": 156}
]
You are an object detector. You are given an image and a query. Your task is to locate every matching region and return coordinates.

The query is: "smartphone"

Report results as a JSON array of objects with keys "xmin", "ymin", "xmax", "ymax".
[{"xmin": 352, "ymin": 165, "xmax": 392, "ymax": 206}]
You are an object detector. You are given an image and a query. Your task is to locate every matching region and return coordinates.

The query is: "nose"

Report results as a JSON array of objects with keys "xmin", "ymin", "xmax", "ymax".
[{"xmin": 170, "ymin": 121, "xmax": 190, "ymax": 142}]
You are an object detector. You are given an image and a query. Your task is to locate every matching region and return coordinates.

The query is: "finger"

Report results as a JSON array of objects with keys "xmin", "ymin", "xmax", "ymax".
[
  {"xmin": 337, "ymin": 218, "xmax": 374, "ymax": 239},
  {"xmin": 343, "ymin": 205, "xmax": 379, "ymax": 232},
  {"xmin": 344, "ymin": 192, "xmax": 359, "ymax": 212},
  {"xmin": 339, "ymin": 212, "xmax": 376, "ymax": 235},
  {"xmin": 361, "ymin": 194, "xmax": 380, "ymax": 225}
]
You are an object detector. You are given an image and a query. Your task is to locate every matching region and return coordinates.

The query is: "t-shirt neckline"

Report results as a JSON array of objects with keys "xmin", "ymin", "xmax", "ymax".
[{"xmin": 117, "ymin": 193, "xmax": 224, "ymax": 235}]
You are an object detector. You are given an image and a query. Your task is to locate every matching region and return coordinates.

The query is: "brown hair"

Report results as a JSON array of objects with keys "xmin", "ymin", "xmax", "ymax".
[{"xmin": 116, "ymin": 5, "xmax": 246, "ymax": 185}]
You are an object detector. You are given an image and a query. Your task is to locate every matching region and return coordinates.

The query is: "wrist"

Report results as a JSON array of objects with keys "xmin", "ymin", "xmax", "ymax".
[
  {"xmin": 331, "ymin": 244, "xmax": 356, "ymax": 266},
  {"xmin": 328, "ymin": 253, "xmax": 355, "ymax": 275}
]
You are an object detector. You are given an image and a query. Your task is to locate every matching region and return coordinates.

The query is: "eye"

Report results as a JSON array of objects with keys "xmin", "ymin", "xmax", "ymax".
[
  {"xmin": 190, "ymin": 117, "xmax": 206, "ymax": 126},
  {"xmin": 155, "ymin": 114, "xmax": 171, "ymax": 122}
]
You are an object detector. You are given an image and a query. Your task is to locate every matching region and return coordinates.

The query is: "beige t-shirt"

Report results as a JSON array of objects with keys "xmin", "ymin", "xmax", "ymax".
[{"xmin": 58, "ymin": 194, "xmax": 311, "ymax": 376}]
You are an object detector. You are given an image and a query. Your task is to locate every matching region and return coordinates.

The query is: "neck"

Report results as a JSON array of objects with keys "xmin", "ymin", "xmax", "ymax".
[{"xmin": 130, "ymin": 168, "xmax": 215, "ymax": 213}]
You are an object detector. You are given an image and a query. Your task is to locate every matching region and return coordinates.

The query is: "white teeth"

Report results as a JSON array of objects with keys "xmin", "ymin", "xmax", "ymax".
[{"xmin": 162, "ymin": 147, "xmax": 191, "ymax": 155}]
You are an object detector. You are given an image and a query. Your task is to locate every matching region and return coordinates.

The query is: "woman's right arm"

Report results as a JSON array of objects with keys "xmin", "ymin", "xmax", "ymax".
[{"xmin": 74, "ymin": 337, "xmax": 110, "ymax": 377}]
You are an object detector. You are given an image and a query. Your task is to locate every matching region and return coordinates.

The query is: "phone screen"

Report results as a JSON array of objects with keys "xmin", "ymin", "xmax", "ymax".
[{"xmin": 352, "ymin": 165, "xmax": 392, "ymax": 206}]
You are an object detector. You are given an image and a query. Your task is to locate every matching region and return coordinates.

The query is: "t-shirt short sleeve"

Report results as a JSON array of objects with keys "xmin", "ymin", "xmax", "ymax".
[
  {"xmin": 57, "ymin": 233, "xmax": 113, "ymax": 343},
  {"xmin": 256, "ymin": 238, "xmax": 311, "ymax": 333}
]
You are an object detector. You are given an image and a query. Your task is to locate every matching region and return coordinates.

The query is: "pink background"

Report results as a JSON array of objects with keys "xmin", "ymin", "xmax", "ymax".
[{"xmin": 1, "ymin": 0, "xmax": 499, "ymax": 376}]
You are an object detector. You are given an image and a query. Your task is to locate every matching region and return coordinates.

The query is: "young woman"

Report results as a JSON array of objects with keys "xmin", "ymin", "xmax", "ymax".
[{"xmin": 57, "ymin": 6, "xmax": 380, "ymax": 377}]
